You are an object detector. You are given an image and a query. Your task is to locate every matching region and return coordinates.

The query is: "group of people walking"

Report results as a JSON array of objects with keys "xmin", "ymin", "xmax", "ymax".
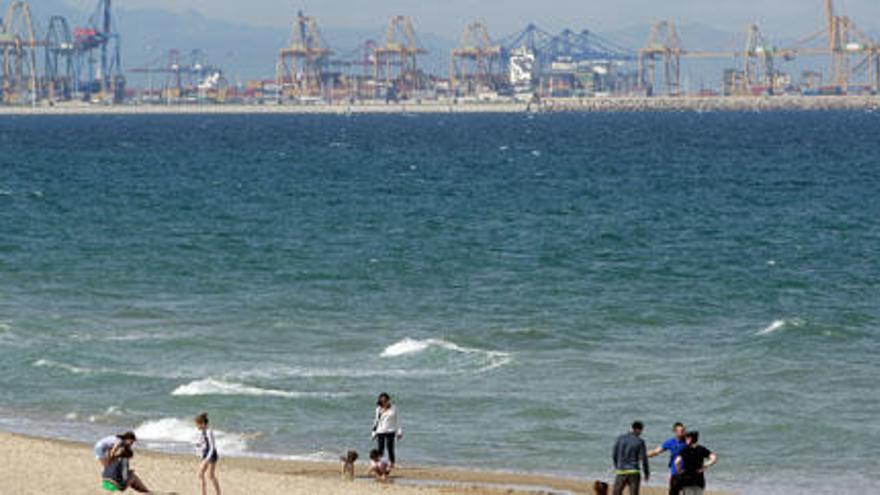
[{"xmin": 611, "ymin": 421, "xmax": 718, "ymax": 495}]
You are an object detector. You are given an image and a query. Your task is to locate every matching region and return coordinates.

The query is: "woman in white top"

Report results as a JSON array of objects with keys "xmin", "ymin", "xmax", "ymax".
[{"xmin": 371, "ymin": 392, "xmax": 403, "ymax": 467}]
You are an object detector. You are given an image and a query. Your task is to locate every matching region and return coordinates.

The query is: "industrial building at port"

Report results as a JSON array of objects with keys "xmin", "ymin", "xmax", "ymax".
[{"xmin": 1, "ymin": 0, "xmax": 878, "ymax": 107}]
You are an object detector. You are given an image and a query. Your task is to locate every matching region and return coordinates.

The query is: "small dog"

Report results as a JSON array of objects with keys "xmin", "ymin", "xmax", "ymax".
[
  {"xmin": 593, "ymin": 480, "xmax": 609, "ymax": 495},
  {"xmin": 340, "ymin": 450, "xmax": 358, "ymax": 479}
]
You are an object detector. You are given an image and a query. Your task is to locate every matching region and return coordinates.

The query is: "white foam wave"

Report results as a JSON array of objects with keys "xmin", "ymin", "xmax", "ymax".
[
  {"xmin": 381, "ymin": 338, "xmax": 433, "ymax": 357},
  {"xmin": 380, "ymin": 338, "xmax": 512, "ymax": 373},
  {"xmin": 33, "ymin": 358, "xmax": 92, "ymax": 375},
  {"xmin": 88, "ymin": 405, "xmax": 128, "ymax": 424},
  {"xmin": 757, "ymin": 318, "xmax": 804, "ymax": 335},
  {"xmin": 171, "ymin": 378, "xmax": 349, "ymax": 399},
  {"xmin": 134, "ymin": 417, "xmax": 248, "ymax": 455}
]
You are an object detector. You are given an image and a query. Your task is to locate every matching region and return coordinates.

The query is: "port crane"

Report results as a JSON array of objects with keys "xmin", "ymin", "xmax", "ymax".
[
  {"xmin": 0, "ymin": 1, "xmax": 41, "ymax": 104},
  {"xmin": 277, "ymin": 10, "xmax": 332, "ymax": 101},
  {"xmin": 374, "ymin": 16, "xmax": 426, "ymax": 100},
  {"xmin": 44, "ymin": 15, "xmax": 75, "ymax": 102},
  {"xmin": 450, "ymin": 22, "xmax": 502, "ymax": 95},
  {"xmin": 74, "ymin": 0, "xmax": 124, "ymax": 102}
]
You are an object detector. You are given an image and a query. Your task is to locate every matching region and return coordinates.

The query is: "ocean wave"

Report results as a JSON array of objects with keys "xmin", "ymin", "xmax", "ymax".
[
  {"xmin": 193, "ymin": 340, "xmax": 513, "ymax": 383},
  {"xmin": 757, "ymin": 318, "xmax": 805, "ymax": 335},
  {"xmin": 32, "ymin": 358, "xmax": 181, "ymax": 379},
  {"xmin": 237, "ymin": 365, "xmax": 452, "ymax": 380},
  {"xmin": 33, "ymin": 358, "xmax": 92, "ymax": 375},
  {"xmin": 381, "ymin": 338, "xmax": 436, "ymax": 357},
  {"xmin": 171, "ymin": 378, "xmax": 350, "ymax": 399},
  {"xmin": 134, "ymin": 417, "xmax": 248, "ymax": 455},
  {"xmin": 380, "ymin": 338, "xmax": 512, "ymax": 373},
  {"xmin": 88, "ymin": 405, "xmax": 128, "ymax": 424}
]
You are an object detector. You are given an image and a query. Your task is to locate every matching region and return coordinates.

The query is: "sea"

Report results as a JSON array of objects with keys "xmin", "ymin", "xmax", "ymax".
[{"xmin": 0, "ymin": 112, "xmax": 878, "ymax": 494}]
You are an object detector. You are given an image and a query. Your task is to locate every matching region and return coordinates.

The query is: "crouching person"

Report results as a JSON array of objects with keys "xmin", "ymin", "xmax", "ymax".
[{"xmin": 102, "ymin": 445, "xmax": 150, "ymax": 493}]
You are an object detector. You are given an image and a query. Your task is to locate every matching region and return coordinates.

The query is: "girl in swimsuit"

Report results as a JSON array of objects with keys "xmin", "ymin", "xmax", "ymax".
[{"xmin": 194, "ymin": 412, "xmax": 222, "ymax": 495}]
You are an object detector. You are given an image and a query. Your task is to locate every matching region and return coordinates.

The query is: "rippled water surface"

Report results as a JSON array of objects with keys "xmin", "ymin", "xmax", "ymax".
[{"xmin": 1, "ymin": 112, "xmax": 878, "ymax": 494}]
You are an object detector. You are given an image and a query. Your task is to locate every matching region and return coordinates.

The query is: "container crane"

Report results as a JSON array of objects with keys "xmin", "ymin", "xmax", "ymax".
[
  {"xmin": 785, "ymin": 0, "xmax": 878, "ymax": 93},
  {"xmin": 276, "ymin": 10, "xmax": 332, "ymax": 102},
  {"xmin": 450, "ymin": 22, "xmax": 501, "ymax": 96},
  {"xmin": 0, "ymin": 1, "xmax": 41, "ymax": 104},
  {"xmin": 44, "ymin": 16, "xmax": 75, "ymax": 102},
  {"xmin": 638, "ymin": 21, "xmax": 683, "ymax": 96},
  {"xmin": 374, "ymin": 16, "xmax": 426, "ymax": 100},
  {"xmin": 74, "ymin": 0, "xmax": 124, "ymax": 102}
]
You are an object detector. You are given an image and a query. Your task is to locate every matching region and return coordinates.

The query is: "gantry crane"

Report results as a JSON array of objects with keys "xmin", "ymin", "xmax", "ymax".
[
  {"xmin": 639, "ymin": 20, "xmax": 800, "ymax": 96},
  {"xmin": 374, "ymin": 16, "xmax": 426, "ymax": 100},
  {"xmin": 498, "ymin": 24, "xmax": 634, "ymax": 76},
  {"xmin": 638, "ymin": 21, "xmax": 683, "ymax": 96},
  {"xmin": 277, "ymin": 10, "xmax": 332, "ymax": 101},
  {"xmin": 44, "ymin": 15, "xmax": 75, "ymax": 102},
  {"xmin": 325, "ymin": 39, "xmax": 379, "ymax": 100},
  {"xmin": 823, "ymin": 0, "xmax": 880, "ymax": 92},
  {"xmin": 636, "ymin": 1, "xmax": 879, "ymax": 97},
  {"xmin": 450, "ymin": 22, "xmax": 501, "ymax": 95},
  {"xmin": 74, "ymin": 0, "xmax": 124, "ymax": 102},
  {"xmin": 743, "ymin": 24, "xmax": 794, "ymax": 95},
  {"xmin": 785, "ymin": 0, "xmax": 879, "ymax": 92},
  {"xmin": 0, "ymin": 1, "xmax": 41, "ymax": 104}
]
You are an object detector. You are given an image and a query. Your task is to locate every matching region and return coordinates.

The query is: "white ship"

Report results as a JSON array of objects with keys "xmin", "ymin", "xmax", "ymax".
[{"xmin": 508, "ymin": 47, "xmax": 536, "ymax": 101}]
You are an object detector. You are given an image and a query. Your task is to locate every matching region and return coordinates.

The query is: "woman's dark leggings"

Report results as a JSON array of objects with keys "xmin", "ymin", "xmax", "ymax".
[{"xmin": 377, "ymin": 433, "xmax": 396, "ymax": 463}]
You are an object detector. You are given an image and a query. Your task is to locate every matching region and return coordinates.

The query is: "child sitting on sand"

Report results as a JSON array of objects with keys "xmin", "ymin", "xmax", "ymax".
[
  {"xmin": 367, "ymin": 448, "xmax": 392, "ymax": 482},
  {"xmin": 102, "ymin": 445, "xmax": 150, "ymax": 492},
  {"xmin": 340, "ymin": 450, "xmax": 358, "ymax": 479},
  {"xmin": 194, "ymin": 413, "xmax": 222, "ymax": 495}
]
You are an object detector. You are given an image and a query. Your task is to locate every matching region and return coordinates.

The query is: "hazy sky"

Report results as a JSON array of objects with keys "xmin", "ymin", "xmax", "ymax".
[{"xmin": 70, "ymin": 0, "xmax": 877, "ymax": 37}]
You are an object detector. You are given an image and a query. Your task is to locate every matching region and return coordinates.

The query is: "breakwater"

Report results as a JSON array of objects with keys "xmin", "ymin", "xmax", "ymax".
[{"xmin": 0, "ymin": 95, "xmax": 878, "ymax": 115}]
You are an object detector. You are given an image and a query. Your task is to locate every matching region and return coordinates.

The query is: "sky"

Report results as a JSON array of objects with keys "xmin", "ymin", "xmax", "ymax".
[{"xmin": 65, "ymin": 0, "xmax": 877, "ymax": 38}]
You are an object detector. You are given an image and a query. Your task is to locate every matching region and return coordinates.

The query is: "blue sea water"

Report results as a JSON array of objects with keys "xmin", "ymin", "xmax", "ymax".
[{"xmin": 0, "ymin": 112, "xmax": 878, "ymax": 494}]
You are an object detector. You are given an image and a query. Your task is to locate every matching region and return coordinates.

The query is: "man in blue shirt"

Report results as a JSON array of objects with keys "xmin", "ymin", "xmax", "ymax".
[{"xmin": 649, "ymin": 422, "xmax": 687, "ymax": 495}]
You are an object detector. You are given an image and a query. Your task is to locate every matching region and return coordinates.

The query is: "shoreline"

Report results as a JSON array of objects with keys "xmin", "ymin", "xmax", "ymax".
[
  {"xmin": 0, "ymin": 95, "xmax": 877, "ymax": 115},
  {"xmin": 0, "ymin": 431, "xmax": 723, "ymax": 495}
]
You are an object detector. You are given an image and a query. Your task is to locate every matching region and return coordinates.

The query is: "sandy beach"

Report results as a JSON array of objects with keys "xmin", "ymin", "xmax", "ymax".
[{"xmin": 0, "ymin": 432, "xmax": 704, "ymax": 495}]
